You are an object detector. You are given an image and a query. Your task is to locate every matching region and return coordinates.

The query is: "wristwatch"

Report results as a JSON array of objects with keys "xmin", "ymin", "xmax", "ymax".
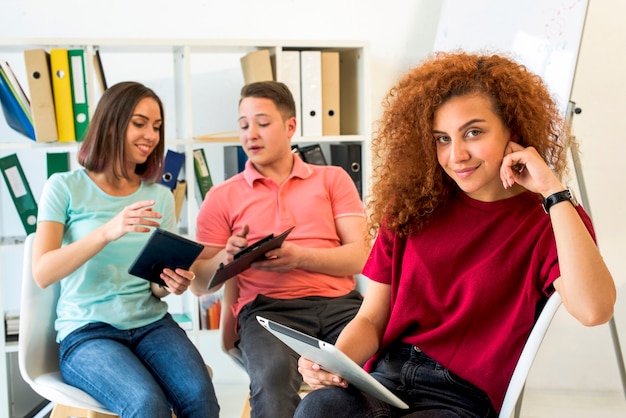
[{"xmin": 542, "ymin": 188, "xmax": 578, "ymax": 214}]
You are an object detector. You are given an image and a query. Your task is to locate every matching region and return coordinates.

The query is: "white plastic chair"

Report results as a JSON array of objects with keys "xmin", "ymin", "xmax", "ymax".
[
  {"xmin": 18, "ymin": 233, "xmax": 117, "ymax": 418},
  {"xmin": 499, "ymin": 292, "xmax": 562, "ymax": 418}
]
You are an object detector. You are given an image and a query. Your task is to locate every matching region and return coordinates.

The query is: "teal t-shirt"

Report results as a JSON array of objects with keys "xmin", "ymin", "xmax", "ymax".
[{"xmin": 37, "ymin": 169, "xmax": 176, "ymax": 342}]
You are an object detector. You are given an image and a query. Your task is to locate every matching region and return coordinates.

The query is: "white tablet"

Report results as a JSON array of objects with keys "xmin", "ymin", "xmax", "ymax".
[{"xmin": 256, "ymin": 316, "xmax": 409, "ymax": 409}]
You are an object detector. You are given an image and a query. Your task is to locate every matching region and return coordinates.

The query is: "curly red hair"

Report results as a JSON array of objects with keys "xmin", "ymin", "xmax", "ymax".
[{"xmin": 367, "ymin": 51, "xmax": 571, "ymax": 238}]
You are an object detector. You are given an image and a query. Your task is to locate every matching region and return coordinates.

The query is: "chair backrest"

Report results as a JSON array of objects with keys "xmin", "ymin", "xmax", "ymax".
[
  {"xmin": 499, "ymin": 292, "xmax": 562, "ymax": 418},
  {"xmin": 18, "ymin": 233, "xmax": 62, "ymax": 386}
]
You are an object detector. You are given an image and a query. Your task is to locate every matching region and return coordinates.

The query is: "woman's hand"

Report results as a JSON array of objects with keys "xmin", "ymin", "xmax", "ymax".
[
  {"xmin": 501, "ymin": 142, "xmax": 565, "ymax": 197},
  {"xmin": 103, "ymin": 200, "xmax": 163, "ymax": 242},
  {"xmin": 158, "ymin": 268, "xmax": 196, "ymax": 295},
  {"xmin": 297, "ymin": 357, "xmax": 348, "ymax": 390}
]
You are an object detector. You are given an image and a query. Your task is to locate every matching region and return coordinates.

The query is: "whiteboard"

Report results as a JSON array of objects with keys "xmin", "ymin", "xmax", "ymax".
[{"xmin": 433, "ymin": 0, "xmax": 588, "ymax": 115}]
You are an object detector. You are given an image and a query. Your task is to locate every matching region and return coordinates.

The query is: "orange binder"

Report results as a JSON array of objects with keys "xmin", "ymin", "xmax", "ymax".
[
  {"xmin": 321, "ymin": 51, "xmax": 340, "ymax": 136},
  {"xmin": 50, "ymin": 48, "xmax": 76, "ymax": 142},
  {"xmin": 23, "ymin": 49, "xmax": 58, "ymax": 142},
  {"xmin": 240, "ymin": 49, "xmax": 274, "ymax": 84}
]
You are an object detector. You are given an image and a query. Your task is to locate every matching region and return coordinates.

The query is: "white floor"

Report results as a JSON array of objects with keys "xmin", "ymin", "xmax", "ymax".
[{"xmin": 214, "ymin": 382, "xmax": 626, "ymax": 418}]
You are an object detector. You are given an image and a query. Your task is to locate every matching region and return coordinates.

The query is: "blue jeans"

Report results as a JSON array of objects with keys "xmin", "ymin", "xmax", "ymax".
[
  {"xmin": 294, "ymin": 344, "xmax": 497, "ymax": 418},
  {"xmin": 237, "ymin": 291, "xmax": 363, "ymax": 418},
  {"xmin": 59, "ymin": 313, "xmax": 219, "ymax": 418}
]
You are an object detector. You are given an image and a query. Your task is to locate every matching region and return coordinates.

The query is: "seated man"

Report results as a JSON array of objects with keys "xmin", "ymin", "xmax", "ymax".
[{"xmin": 191, "ymin": 81, "xmax": 370, "ymax": 417}]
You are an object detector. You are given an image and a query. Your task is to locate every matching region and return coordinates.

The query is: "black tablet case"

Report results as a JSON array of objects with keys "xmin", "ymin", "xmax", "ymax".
[
  {"xmin": 207, "ymin": 226, "xmax": 295, "ymax": 289},
  {"xmin": 128, "ymin": 228, "xmax": 204, "ymax": 287}
]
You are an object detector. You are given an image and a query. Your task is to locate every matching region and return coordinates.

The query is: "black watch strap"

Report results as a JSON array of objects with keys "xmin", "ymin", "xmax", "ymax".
[{"xmin": 542, "ymin": 188, "xmax": 576, "ymax": 214}]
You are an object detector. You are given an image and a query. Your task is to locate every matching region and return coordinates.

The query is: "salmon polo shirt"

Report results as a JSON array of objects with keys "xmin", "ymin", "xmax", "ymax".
[{"xmin": 196, "ymin": 155, "xmax": 366, "ymax": 318}]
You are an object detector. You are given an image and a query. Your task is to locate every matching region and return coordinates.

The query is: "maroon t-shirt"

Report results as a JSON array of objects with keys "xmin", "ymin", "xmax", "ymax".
[{"xmin": 363, "ymin": 190, "xmax": 594, "ymax": 411}]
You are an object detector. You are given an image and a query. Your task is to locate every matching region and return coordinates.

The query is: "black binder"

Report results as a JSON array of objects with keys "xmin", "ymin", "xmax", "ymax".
[
  {"xmin": 330, "ymin": 143, "xmax": 362, "ymax": 198},
  {"xmin": 299, "ymin": 144, "xmax": 327, "ymax": 166}
]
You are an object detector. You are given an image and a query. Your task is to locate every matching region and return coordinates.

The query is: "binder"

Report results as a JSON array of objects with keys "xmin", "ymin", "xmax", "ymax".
[
  {"xmin": 0, "ymin": 61, "xmax": 32, "ymax": 121},
  {"xmin": 23, "ymin": 49, "xmax": 58, "ymax": 142},
  {"xmin": 291, "ymin": 144, "xmax": 304, "ymax": 161},
  {"xmin": 321, "ymin": 51, "xmax": 341, "ymax": 136},
  {"xmin": 46, "ymin": 152, "xmax": 70, "ymax": 178},
  {"xmin": 50, "ymin": 48, "xmax": 76, "ymax": 142},
  {"xmin": 300, "ymin": 50, "xmax": 323, "ymax": 137},
  {"xmin": 330, "ymin": 143, "xmax": 362, "ymax": 198},
  {"xmin": 299, "ymin": 143, "xmax": 327, "ymax": 166},
  {"xmin": 93, "ymin": 48, "xmax": 107, "ymax": 93},
  {"xmin": 0, "ymin": 67, "xmax": 35, "ymax": 140},
  {"xmin": 240, "ymin": 49, "xmax": 274, "ymax": 84},
  {"xmin": 159, "ymin": 149, "xmax": 185, "ymax": 190},
  {"xmin": 274, "ymin": 50, "xmax": 301, "ymax": 137},
  {"xmin": 224, "ymin": 145, "xmax": 248, "ymax": 180},
  {"xmin": 193, "ymin": 148, "xmax": 213, "ymax": 201},
  {"xmin": 0, "ymin": 154, "xmax": 38, "ymax": 234},
  {"xmin": 68, "ymin": 49, "xmax": 89, "ymax": 142},
  {"xmin": 172, "ymin": 180, "xmax": 187, "ymax": 223}
]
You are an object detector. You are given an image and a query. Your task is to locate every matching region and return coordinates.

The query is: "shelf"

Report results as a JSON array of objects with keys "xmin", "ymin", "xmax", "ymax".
[{"xmin": 0, "ymin": 38, "xmax": 371, "ymax": 418}]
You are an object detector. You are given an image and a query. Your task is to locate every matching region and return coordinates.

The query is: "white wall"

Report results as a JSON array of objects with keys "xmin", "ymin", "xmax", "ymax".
[{"xmin": 1, "ymin": 0, "xmax": 624, "ymax": 395}]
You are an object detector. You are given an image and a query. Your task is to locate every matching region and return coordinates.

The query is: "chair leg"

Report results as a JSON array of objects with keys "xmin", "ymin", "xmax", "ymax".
[
  {"xmin": 240, "ymin": 391, "xmax": 251, "ymax": 418},
  {"xmin": 513, "ymin": 384, "xmax": 525, "ymax": 418},
  {"xmin": 51, "ymin": 404, "xmax": 119, "ymax": 418}
]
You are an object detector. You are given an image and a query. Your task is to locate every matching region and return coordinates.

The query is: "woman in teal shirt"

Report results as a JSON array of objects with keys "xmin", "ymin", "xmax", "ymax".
[{"xmin": 33, "ymin": 81, "xmax": 219, "ymax": 417}]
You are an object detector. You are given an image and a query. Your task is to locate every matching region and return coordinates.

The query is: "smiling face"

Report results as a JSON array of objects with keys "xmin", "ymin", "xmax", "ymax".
[
  {"xmin": 433, "ymin": 93, "xmax": 512, "ymax": 202},
  {"xmin": 238, "ymin": 96, "xmax": 296, "ymax": 174},
  {"xmin": 124, "ymin": 97, "xmax": 162, "ymax": 172}
]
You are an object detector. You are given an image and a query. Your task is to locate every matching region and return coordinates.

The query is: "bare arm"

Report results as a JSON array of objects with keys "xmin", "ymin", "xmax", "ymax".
[
  {"xmin": 502, "ymin": 143, "xmax": 616, "ymax": 326},
  {"xmin": 190, "ymin": 225, "xmax": 250, "ymax": 295},
  {"xmin": 32, "ymin": 200, "xmax": 162, "ymax": 288},
  {"xmin": 298, "ymin": 280, "xmax": 390, "ymax": 389},
  {"xmin": 252, "ymin": 215, "xmax": 371, "ymax": 277}
]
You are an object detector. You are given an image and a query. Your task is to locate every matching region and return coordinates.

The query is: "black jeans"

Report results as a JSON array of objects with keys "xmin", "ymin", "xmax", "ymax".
[
  {"xmin": 295, "ymin": 343, "xmax": 497, "ymax": 418},
  {"xmin": 237, "ymin": 291, "xmax": 363, "ymax": 418}
]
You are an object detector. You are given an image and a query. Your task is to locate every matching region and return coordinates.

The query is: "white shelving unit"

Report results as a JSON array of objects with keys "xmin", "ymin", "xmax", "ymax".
[{"xmin": 0, "ymin": 38, "xmax": 371, "ymax": 417}]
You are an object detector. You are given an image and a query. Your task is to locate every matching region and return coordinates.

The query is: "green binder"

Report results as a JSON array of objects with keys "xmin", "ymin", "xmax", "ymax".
[
  {"xmin": 46, "ymin": 152, "xmax": 70, "ymax": 178},
  {"xmin": 193, "ymin": 148, "xmax": 213, "ymax": 202},
  {"xmin": 0, "ymin": 153, "xmax": 38, "ymax": 234}
]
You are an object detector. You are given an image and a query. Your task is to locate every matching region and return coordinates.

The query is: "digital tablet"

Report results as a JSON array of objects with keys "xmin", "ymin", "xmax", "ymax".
[
  {"xmin": 256, "ymin": 316, "xmax": 409, "ymax": 409},
  {"xmin": 207, "ymin": 226, "xmax": 295, "ymax": 289},
  {"xmin": 128, "ymin": 228, "xmax": 204, "ymax": 287}
]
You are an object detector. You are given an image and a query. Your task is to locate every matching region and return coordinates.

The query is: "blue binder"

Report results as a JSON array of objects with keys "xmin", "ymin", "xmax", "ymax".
[
  {"xmin": 0, "ymin": 68, "xmax": 35, "ymax": 140},
  {"xmin": 159, "ymin": 149, "xmax": 185, "ymax": 190}
]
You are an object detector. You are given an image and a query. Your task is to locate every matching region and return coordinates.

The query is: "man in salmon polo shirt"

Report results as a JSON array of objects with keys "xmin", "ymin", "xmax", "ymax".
[{"xmin": 191, "ymin": 81, "xmax": 370, "ymax": 418}]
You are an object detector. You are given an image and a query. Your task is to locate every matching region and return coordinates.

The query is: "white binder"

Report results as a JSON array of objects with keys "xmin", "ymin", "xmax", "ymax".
[
  {"xmin": 279, "ymin": 50, "xmax": 302, "ymax": 137},
  {"xmin": 300, "ymin": 50, "xmax": 322, "ymax": 137}
]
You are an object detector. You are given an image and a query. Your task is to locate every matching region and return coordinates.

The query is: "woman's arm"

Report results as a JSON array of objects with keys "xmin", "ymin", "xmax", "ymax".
[
  {"xmin": 32, "ymin": 200, "xmax": 162, "ymax": 288},
  {"xmin": 502, "ymin": 143, "xmax": 616, "ymax": 326},
  {"xmin": 549, "ymin": 200, "xmax": 615, "ymax": 326},
  {"xmin": 298, "ymin": 280, "xmax": 390, "ymax": 389}
]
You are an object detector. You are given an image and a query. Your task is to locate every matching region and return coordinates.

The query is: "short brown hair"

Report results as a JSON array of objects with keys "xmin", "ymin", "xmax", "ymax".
[
  {"xmin": 240, "ymin": 81, "xmax": 296, "ymax": 121},
  {"xmin": 77, "ymin": 81, "xmax": 165, "ymax": 183}
]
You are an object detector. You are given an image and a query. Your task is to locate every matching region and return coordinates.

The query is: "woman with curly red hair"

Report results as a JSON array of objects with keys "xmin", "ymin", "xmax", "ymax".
[{"xmin": 295, "ymin": 52, "xmax": 615, "ymax": 417}]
